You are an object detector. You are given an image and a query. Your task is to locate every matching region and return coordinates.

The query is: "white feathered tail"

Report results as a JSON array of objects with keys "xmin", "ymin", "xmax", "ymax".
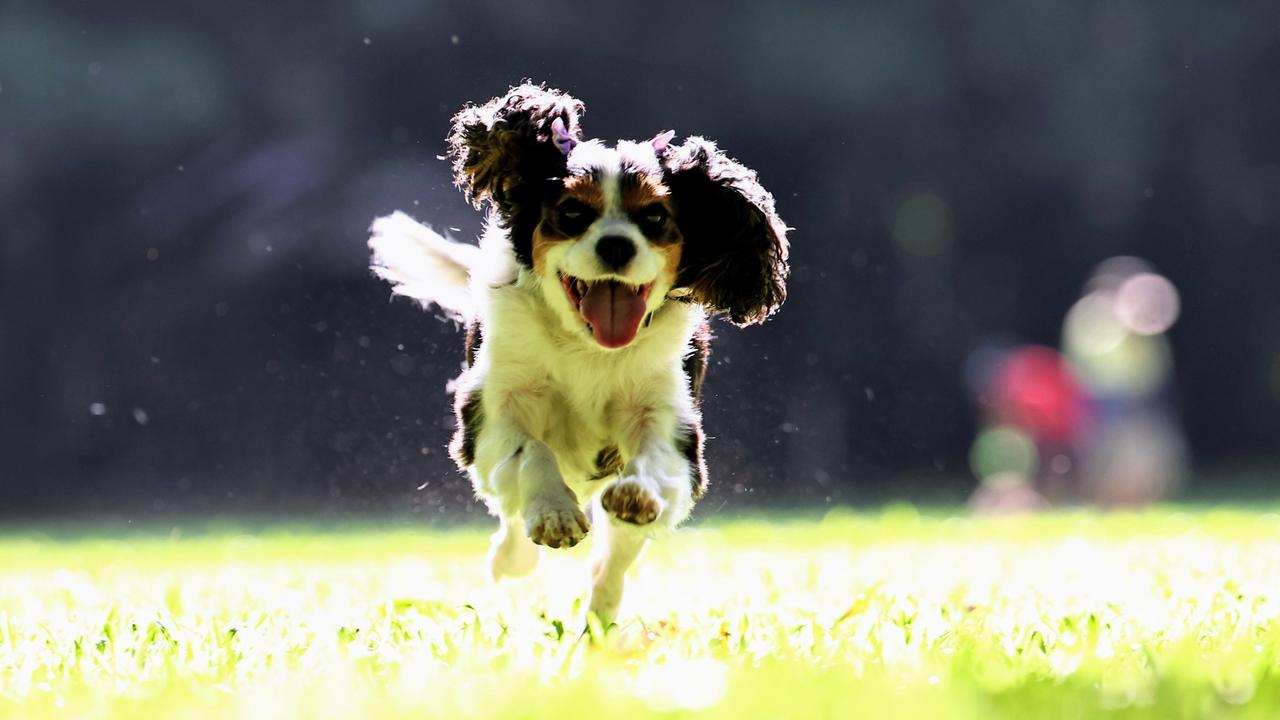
[{"xmin": 369, "ymin": 211, "xmax": 480, "ymax": 321}]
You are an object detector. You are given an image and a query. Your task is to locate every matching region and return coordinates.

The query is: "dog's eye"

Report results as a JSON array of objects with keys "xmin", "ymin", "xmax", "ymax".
[
  {"xmin": 556, "ymin": 200, "xmax": 595, "ymax": 234},
  {"xmin": 636, "ymin": 204, "xmax": 668, "ymax": 233},
  {"xmin": 559, "ymin": 200, "xmax": 586, "ymax": 219}
]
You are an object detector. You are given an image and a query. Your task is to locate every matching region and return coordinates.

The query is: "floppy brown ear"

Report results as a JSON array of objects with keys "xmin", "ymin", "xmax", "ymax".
[
  {"xmin": 663, "ymin": 137, "xmax": 790, "ymax": 326},
  {"xmin": 447, "ymin": 82, "xmax": 584, "ymax": 216}
]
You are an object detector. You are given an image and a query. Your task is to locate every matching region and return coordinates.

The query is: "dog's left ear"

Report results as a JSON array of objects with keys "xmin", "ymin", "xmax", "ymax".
[{"xmin": 662, "ymin": 137, "xmax": 790, "ymax": 326}]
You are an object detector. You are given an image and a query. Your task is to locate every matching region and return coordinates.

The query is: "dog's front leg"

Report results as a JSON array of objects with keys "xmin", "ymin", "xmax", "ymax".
[
  {"xmin": 601, "ymin": 434, "xmax": 696, "ymax": 529},
  {"xmin": 475, "ymin": 420, "xmax": 590, "ymax": 581},
  {"xmin": 589, "ymin": 434, "xmax": 696, "ymax": 624},
  {"xmin": 517, "ymin": 439, "xmax": 590, "ymax": 549}
]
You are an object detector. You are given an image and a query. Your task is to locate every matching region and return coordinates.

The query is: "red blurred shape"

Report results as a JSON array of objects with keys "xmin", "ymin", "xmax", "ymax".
[{"xmin": 992, "ymin": 345, "xmax": 1086, "ymax": 446}]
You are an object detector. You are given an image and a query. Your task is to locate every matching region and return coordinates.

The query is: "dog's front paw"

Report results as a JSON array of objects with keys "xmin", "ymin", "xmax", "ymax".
[
  {"xmin": 601, "ymin": 480, "xmax": 664, "ymax": 525},
  {"xmin": 525, "ymin": 501, "xmax": 590, "ymax": 549}
]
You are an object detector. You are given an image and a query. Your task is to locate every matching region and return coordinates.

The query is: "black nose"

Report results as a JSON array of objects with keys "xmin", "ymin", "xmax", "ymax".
[{"xmin": 595, "ymin": 235, "xmax": 636, "ymax": 270}]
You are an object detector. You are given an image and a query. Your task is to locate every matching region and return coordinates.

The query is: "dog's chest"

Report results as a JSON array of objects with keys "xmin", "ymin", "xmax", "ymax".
[
  {"xmin": 478, "ymin": 285, "xmax": 696, "ymax": 484},
  {"xmin": 494, "ymin": 349, "xmax": 669, "ymax": 483}
]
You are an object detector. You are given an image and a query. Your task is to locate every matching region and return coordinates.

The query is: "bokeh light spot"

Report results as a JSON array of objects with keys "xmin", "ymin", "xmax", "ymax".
[
  {"xmin": 1086, "ymin": 256, "xmax": 1152, "ymax": 295},
  {"xmin": 970, "ymin": 425, "xmax": 1038, "ymax": 480},
  {"xmin": 1115, "ymin": 272, "xmax": 1180, "ymax": 335},
  {"xmin": 893, "ymin": 191, "xmax": 952, "ymax": 258},
  {"xmin": 1063, "ymin": 293, "xmax": 1127, "ymax": 357}
]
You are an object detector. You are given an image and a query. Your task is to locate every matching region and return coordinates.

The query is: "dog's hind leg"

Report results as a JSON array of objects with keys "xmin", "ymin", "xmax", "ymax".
[
  {"xmin": 587, "ymin": 505, "xmax": 649, "ymax": 626},
  {"xmin": 480, "ymin": 455, "xmax": 541, "ymax": 580},
  {"xmin": 488, "ymin": 517, "xmax": 540, "ymax": 580}
]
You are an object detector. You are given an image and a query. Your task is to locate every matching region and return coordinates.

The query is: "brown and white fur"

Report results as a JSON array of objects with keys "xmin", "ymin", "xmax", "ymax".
[{"xmin": 369, "ymin": 83, "xmax": 788, "ymax": 624}]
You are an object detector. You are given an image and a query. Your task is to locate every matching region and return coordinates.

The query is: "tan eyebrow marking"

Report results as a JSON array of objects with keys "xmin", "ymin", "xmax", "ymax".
[
  {"xmin": 620, "ymin": 174, "xmax": 669, "ymax": 214},
  {"xmin": 561, "ymin": 174, "xmax": 606, "ymax": 211}
]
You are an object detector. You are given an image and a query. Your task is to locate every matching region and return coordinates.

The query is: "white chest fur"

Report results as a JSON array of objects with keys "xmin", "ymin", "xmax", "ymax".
[{"xmin": 466, "ymin": 277, "xmax": 701, "ymax": 495}]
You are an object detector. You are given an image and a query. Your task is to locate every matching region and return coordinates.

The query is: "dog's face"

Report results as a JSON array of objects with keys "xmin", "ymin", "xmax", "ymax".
[
  {"xmin": 532, "ymin": 140, "xmax": 684, "ymax": 348},
  {"xmin": 448, "ymin": 84, "xmax": 789, "ymax": 350}
]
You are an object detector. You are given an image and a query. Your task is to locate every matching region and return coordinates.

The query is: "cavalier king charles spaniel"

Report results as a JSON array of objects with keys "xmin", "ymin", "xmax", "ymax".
[{"xmin": 369, "ymin": 83, "xmax": 788, "ymax": 624}]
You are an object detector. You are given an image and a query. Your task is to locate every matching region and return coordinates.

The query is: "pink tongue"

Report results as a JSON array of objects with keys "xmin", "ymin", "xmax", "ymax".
[{"xmin": 579, "ymin": 281, "xmax": 647, "ymax": 348}]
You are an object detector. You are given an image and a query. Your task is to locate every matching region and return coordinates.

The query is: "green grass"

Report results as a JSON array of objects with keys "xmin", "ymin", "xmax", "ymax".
[{"xmin": 4, "ymin": 507, "xmax": 1280, "ymax": 718}]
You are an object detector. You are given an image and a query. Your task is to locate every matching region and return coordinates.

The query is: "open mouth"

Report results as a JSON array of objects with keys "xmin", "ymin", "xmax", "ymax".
[{"xmin": 560, "ymin": 272, "xmax": 655, "ymax": 349}]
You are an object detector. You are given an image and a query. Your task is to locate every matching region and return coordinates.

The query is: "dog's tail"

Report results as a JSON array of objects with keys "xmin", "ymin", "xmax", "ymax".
[{"xmin": 369, "ymin": 211, "xmax": 481, "ymax": 322}]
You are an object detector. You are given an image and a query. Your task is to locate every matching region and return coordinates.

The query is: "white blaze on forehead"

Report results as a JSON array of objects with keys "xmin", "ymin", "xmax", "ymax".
[{"xmin": 601, "ymin": 171, "xmax": 621, "ymax": 216}]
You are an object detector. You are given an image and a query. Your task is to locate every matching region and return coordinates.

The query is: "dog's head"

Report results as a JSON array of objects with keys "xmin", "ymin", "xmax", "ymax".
[{"xmin": 449, "ymin": 82, "xmax": 789, "ymax": 349}]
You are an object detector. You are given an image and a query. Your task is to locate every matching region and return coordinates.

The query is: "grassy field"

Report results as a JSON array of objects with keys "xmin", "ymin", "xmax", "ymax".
[{"xmin": 4, "ymin": 508, "xmax": 1280, "ymax": 718}]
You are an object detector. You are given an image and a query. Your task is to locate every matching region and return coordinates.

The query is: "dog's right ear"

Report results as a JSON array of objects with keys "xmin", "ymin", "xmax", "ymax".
[{"xmin": 447, "ymin": 83, "xmax": 584, "ymax": 217}]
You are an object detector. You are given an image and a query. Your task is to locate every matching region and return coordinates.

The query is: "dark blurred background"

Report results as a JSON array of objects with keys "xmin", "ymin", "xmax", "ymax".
[{"xmin": 3, "ymin": 0, "xmax": 1279, "ymax": 518}]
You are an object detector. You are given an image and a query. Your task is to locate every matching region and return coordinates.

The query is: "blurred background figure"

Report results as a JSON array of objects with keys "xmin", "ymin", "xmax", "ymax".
[
  {"xmin": 1063, "ymin": 257, "xmax": 1187, "ymax": 507},
  {"xmin": 967, "ymin": 344, "xmax": 1087, "ymax": 513},
  {"xmin": 968, "ymin": 257, "xmax": 1187, "ymax": 513}
]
